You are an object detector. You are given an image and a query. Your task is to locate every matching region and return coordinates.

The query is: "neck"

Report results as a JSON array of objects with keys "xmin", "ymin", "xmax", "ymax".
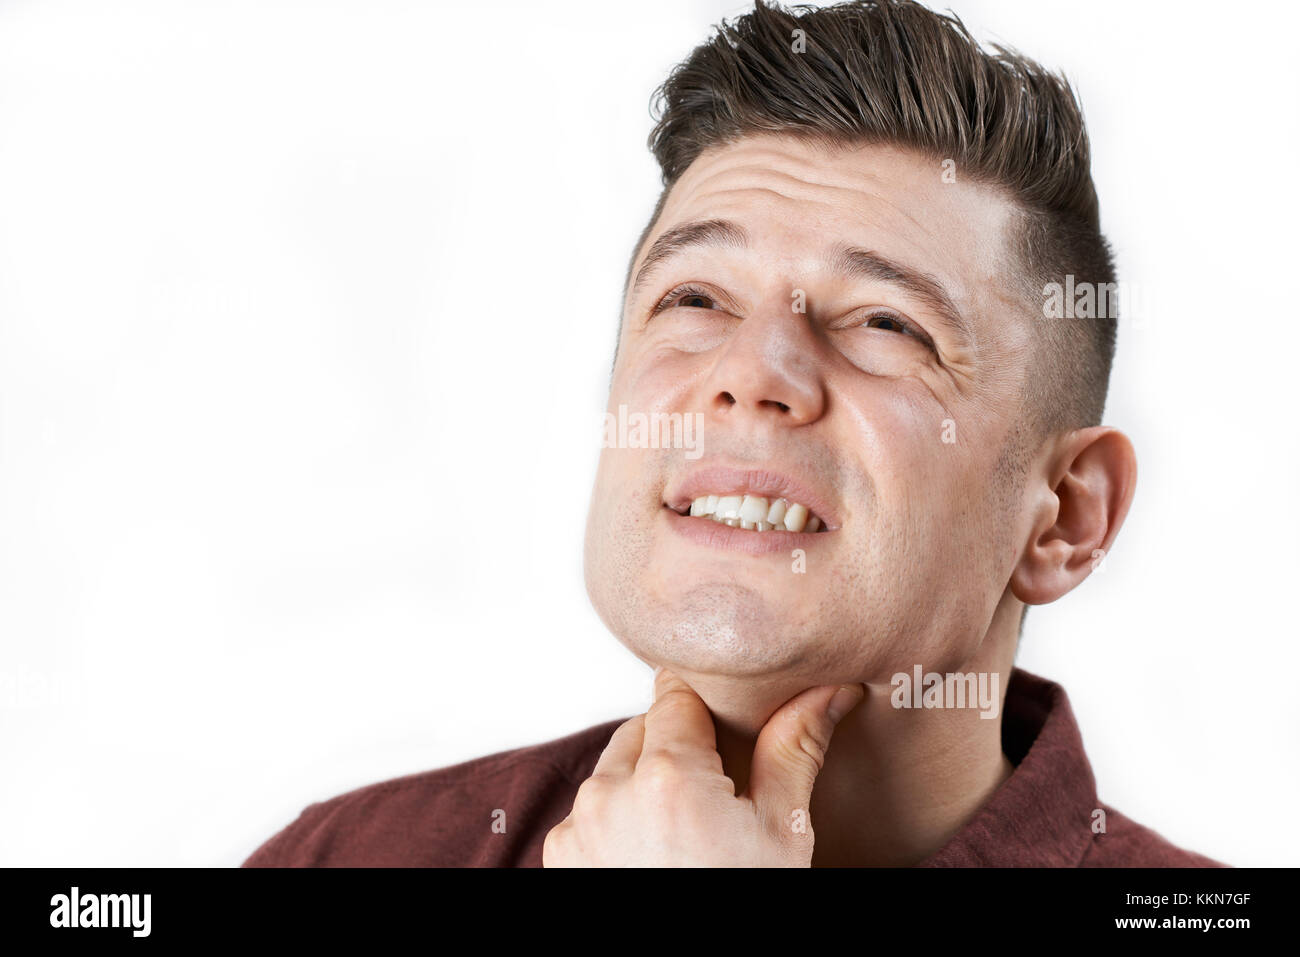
[{"xmin": 700, "ymin": 597, "xmax": 1021, "ymax": 866}]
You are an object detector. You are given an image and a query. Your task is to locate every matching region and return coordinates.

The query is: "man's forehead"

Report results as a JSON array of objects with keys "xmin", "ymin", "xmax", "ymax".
[
  {"xmin": 659, "ymin": 135, "xmax": 1011, "ymax": 241},
  {"xmin": 631, "ymin": 135, "xmax": 1023, "ymax": 333}
]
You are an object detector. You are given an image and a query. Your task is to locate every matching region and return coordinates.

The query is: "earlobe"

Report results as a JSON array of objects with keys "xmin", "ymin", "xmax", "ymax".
[{"xmin": 1009, "ymin": 426, "xmax": 1138, "ymax": 607}]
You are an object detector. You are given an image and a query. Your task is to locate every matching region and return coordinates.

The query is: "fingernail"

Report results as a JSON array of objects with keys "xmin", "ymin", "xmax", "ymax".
[{"xmin": 826, "ymin": 684, "xmax": 863, "ymax": 723}]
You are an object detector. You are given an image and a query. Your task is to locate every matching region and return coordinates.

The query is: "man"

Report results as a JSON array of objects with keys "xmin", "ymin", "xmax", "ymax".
[{"xmin": 244, "ymin": 0, "xmax": 1222, "ymax": 867}]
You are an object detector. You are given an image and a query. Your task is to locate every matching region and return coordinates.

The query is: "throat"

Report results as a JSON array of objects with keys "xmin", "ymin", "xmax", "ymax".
[{"xmin": 806, "ymin": 695, "xmax": 1015, "ymax": 867}]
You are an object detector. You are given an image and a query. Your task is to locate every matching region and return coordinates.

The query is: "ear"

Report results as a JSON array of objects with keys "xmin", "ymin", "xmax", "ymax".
[{"xmin": 1010, "ymin": 426, "xmax": 1138, "ymax": 606}]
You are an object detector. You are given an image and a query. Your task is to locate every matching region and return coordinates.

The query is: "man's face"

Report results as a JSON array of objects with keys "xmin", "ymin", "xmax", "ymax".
[{"xmin": 585, "ymin": 134, "xmax": 1037, "ymax": 696}]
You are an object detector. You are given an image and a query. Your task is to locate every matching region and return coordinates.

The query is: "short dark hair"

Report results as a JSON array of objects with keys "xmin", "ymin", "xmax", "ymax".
[{"xmin": 622, "ymin": 0, "xmax": 1118, "ymax": 441}]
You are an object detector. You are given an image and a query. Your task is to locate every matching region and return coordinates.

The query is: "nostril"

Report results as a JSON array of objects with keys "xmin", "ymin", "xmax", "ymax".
[
  {"xmin": 761, "ymin": 399, "xmax": 791, "ymax": 413},
  {"xmin": 717, "ymin": 391, "xmax": 737, "ymax": 406}
]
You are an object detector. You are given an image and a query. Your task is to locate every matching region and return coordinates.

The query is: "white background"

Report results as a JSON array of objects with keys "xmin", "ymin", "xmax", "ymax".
[{"xmin": 1, "ymin": 0, "xmax": 1295, "ymax": 867}]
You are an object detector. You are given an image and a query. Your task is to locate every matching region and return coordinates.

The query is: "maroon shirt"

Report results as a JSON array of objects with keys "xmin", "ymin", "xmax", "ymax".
[{"xmin": 242, "ymin": 668, "xmax": 1225, "ymax": 867}]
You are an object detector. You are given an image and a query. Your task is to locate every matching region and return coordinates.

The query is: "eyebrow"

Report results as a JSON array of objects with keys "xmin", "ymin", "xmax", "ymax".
[
  {"xmin": 629, "ymin": 217, "xmax": 973, "ymax": 347},
  {"xmin": 828, "ymin": 244, "xmax": 975, "ymax": 347},
  {"xmin": 629, "ymin": 219, "xmax": 749, "ymax": 297}
]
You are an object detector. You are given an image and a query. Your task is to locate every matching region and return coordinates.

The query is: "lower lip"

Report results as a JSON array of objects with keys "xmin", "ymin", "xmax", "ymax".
[{"xmin": 662, "ymin": 505, "xmax": 831, "ymax": 555}]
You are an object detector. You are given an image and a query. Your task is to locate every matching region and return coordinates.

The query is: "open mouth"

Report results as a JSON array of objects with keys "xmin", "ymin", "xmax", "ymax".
[{"xmin": 664, "ymin": 494, "xmax": 828, "ymax": 533}]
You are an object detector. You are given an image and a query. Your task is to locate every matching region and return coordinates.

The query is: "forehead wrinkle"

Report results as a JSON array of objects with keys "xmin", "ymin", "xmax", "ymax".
[
  {"xmin": 675, "ymin": 149, "xmax": 945, "ymax": 240},
  {"xmin": 671, "ymin": 180, "xmax": 952, "ymax": 298}
]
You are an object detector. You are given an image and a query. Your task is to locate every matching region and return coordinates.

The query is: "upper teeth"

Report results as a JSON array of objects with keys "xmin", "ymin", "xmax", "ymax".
[{"xmin": 686, "ymin": 494, "xmax": 824, "ymax": 532}]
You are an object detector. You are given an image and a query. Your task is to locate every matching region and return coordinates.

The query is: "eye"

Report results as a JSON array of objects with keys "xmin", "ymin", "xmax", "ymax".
[
  {"xmin": 651, "ymin": 283, "xmax": 722, "ymax": 316},
  {"xmin": 866, "ymin": 315, "xmax": 908, "ymax": 333},
  {"xmin": 873, "ymin": 315, "xmax": 915, "ymax": 335},
  {"xmin": 850, "ymin": 309, "xmax": 934, "ymax": 349},
  {"xmin": 863, "ymin": 312, "xmax": 915, "ymax": 335}
]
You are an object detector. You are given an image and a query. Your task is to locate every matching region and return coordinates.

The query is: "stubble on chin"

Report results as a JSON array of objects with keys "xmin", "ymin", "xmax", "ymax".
[{"xmin": 618, "ymin": 579, "xmax": 815, "ymax": 677}]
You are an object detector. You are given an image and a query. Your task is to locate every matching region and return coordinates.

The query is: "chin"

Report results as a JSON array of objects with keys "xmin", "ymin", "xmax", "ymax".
[{"xmin": 613, "ymin": 584, "xmax": 835, "ymax": 678}]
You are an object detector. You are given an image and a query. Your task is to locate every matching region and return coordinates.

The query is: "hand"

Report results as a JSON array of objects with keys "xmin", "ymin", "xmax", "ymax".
[{"xmin": 542, "ymin": 668, "xmax": 865, "ymax": 867}]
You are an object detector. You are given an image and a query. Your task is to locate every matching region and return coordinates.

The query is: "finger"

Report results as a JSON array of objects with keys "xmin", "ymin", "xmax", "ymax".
[
  {"xmin": 542, "ymin": 818, "xmax": 574, "ymax": 868},
  {"xmin": 637, "ymin": 668, "xmax": 720, "ymax": 773},
  {"xmin": 745, "ymin": 682, "xmax": 864, "ymax": 830},
  {"xmin": 589, "ymin": 714, "xmax": 646, "ymax": 780}
]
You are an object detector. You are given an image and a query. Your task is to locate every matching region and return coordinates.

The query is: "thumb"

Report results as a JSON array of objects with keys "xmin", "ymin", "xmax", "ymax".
[{"xmin": 745, "ymin": 682, "xmax": 865, "ymax": 833}]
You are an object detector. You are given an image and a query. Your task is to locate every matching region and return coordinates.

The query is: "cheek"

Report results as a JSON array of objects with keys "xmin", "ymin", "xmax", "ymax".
[
  {"xmin": 619, "ymin": 345, "xmax": 708, "ymax": 410},
  {"xmin": 836, "ymin": 393, "xmax": 1007, "ymax": 662},
  {"xmin": 583, "ymin": 462, "xmax": 653, "ymax": 630},
  {"xmin": 584, "ymin": 451, "xmax": 640, "ymax": 593},
  {"xmin": 587, "ymin": 451, "xmax": 650, "ymax": 546},
  {"xmin": 833, "ymin": 378, "xmax": 956, "ymax": 516}
]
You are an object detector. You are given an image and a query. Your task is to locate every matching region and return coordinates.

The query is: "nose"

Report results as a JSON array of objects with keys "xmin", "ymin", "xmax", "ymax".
[{"xmin": 702, "ymin": 311, "xmax": 827, "ymax": 427}]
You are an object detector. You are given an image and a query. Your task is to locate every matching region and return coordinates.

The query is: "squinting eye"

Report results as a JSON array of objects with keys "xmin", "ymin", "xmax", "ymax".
[
  {"xmin": 857, "ymin": 311, "xmax": 931, "ymax": 347},
  {"xmin": 836, "ymin": 309, "xmax": 936, "ymax": 354},
  {"xmin": 652, "ymin": 284, "xmax": 720, "ymax": 315},
  {"xmin": 867, "ymin": 316, "xmax": 907, "ymax": 333}
]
